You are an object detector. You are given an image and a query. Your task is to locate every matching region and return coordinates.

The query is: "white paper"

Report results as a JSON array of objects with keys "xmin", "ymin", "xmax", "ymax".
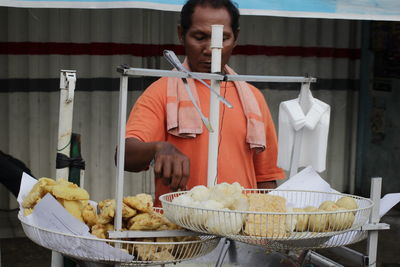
[
  {"xmin": 379, "ymin": 193, "xmax": 400, "ymax": 218},
  {"xmin": 276, "ymin": 166, "xmax": 335, "ymax": 193},
  {"xmin": 273, "ymin": 166, "xmax": 339, "ymax": 207},
  {"xmin": 17, "ymin": 172, "xmax": 134, "ymax": 263},
  {"xmin": 275, "ymin": 166, "xmax": 400, "ymax": 218}
]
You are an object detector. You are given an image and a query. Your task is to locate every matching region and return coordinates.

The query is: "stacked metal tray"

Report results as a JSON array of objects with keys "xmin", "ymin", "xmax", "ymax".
[
  {"xmin": 160, "ymin": 189, "xmax": 373, "ymax": 250},
  {"xmin": 19, "ymin": 208, "xmax": 220, "ymax": 266}
]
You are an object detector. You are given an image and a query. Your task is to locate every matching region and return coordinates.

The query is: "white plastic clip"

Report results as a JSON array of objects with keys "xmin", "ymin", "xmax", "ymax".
[{"xmin": 60, "ymin": 70, "xmax": 76, "ymax": 103}]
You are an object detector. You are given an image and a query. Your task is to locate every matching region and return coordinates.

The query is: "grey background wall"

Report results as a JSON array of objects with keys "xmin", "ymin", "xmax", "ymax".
[{"xmin": 0, "ymin": 7, "xmax": 361, "ymax": 207}]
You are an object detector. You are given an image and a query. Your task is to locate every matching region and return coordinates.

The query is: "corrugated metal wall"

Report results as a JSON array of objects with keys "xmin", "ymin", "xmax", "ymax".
[{"xmin": 0, "ymin": 7, "xmax": 361, "ymax": 207}]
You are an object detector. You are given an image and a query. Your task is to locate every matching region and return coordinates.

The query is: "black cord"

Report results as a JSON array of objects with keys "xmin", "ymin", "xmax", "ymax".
[
  {"xmin": 215, "ymin": 81, "xmax": 229, "ymax": 184},
  {"xmin": 0, "ymin": 208, "xmax": 19, "ymax": 212}
]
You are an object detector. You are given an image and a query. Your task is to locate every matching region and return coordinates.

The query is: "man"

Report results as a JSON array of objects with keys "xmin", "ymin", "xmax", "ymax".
[
  {"xmin": 0, "ymin": 150, "xmax": 35, "ymax": 198},
  {"xmin": 124, "ymin": 0, "xmax": 285, "ymax": 205}
]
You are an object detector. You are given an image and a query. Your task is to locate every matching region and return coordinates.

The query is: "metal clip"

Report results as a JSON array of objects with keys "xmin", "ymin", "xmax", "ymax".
[{"xmin": 60, "ymin": 70, "xmax": 76, "ymax": 103}]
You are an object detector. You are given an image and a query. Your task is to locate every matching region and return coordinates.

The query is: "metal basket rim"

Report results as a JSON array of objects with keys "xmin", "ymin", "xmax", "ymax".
[
  {"xmin": 159, "ymin": 189, "xmax": 374, "ymax": 215},
  {"xmin": 18, "ymin": 214, "xmax": 219, "ymax": 245}
]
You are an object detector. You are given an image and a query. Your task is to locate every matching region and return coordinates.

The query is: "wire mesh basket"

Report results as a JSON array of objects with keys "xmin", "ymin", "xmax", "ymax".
[
  {"xmin": 160, "ymin": 189, "xmax": 373, "ymax": 250},
  {"xmin": 19, "ymin": 210, "xmax": 220, "ymax": 266}
]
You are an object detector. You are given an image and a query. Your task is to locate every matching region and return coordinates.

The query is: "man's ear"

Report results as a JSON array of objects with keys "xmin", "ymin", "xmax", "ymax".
[
  {"xmin": 233, "ymin": 28, "xmax": 240, "ymax": 46},
  {"xmin": 177, "ymin": 24, "xmax": 184, "ymax": 44}
]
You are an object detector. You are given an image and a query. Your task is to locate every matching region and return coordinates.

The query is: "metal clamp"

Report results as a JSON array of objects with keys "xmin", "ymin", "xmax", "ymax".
[{"xmin": 60, "ymin": 70, "xmax": 77, "ymax": 103}]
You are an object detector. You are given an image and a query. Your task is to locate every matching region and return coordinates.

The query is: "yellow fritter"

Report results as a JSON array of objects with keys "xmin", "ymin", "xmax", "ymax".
[
  {"xmin": 22, "ymin": 177, "xmax": 56, "ymax": 208},
  {"xmin": 152, "ymin": 250, "xmax": 175, "ymax": 261},
  {"xmin": 155, "ymin": 237, "xmax": 175, "ymax": 252},
  {"xmin": 124, "ymin": 193, "xmax": 153, "ymax": 212},
  {"xmin": 82, "ymin": 203, "xmax": 98, "ymax": 227},
  {"xmin": 244, "ymin": 193, "xmax": 289, "ymax": 237},
  {"xmin": 122, "ymin": 203, "xmax": 137, "ymax": 219},
  {"xmin": 127, "ymin": 213, "xmax": 163, "ymax": 230},
  {"xmin": 24, "ymin": 208, "xmax": 33, "ymax": 216},
  {"xmin": 97, "ymin": 199, "xmax": 138, "ymax": 224},
  {"xmin": 98, "ymin": 199, "xmax": 116, "ymax": 224},
  {"xmin": 60, "ymin": 199, "xmax": 84, "ymax": 222},
  {"xmin": 51, "ymin": 183, "xmax": 89, "ymax": 201},
  {"xmin": 91, "ymin": 224, "xmax": 107, "ymax": 239},
  {"xmin": 132, "ymin": 239, "xmax": 158, "ymax": 261}
]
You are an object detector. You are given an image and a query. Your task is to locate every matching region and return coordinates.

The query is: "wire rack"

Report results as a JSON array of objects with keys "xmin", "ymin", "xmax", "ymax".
[
  {"xmin": 160, "ymin": 189, "xmax": 374, "ymax": 250},
  {"xmin": 19, "ymin": 211, "xmax": 220, "ymax": 265}
]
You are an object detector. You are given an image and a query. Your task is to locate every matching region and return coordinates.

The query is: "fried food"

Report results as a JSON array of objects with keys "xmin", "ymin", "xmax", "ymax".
[
  {"xmin": 155, "ymin": 237, "xmax": 175, "ymax": 252},
  {"xmin": 336, "ymin": 196, "xmax": 358, "ymax": 213},
  {"xmin": 98, "ymin": 199, "xmax": 116, "ymax": 224},
  {"xmin": 308, "ymin": 209, "xmax": 329, "ymax": 232},
  {"xmin": 127, "ymin": 213, "xmax": 163, "ymax": 230},
  {"xmin": 131, "ymin": 238, "xmax": 177, "ymax": 261},
  {"xmin": 293, "ymin": 208, "xmax": 308, "ymax": 231},
  {"xmin": 24, "ymin": 208, "xmax": 33, "ymax": 216},
  {"xmin": 124, "ymin": 194, "xmax": 153, "ymax": 213},
  {"xmin": 22, "ymin": 177, "xmax": 56, "ymax": 208},
  {"xmin": 152, "ymin": 250, "xmax": 175, "ymax": 261},
  {"xmin": 244, "ymin": 193, "xmax": 289, "ymax": 237},
  {"xmin": 82, "ymin": 203, "xmax": 98, "ymax": 227},
  {"xmin": 328, "ymin": 208, "xmax": 355, "ymax": 231},
  {"xmin": 97, "ymin": 199, "xmax": 139, "ymax": 225},
  {"xmin": 132, "ymin": 239, "xmax": 158, "ymax": 260},
  {"xmin": 122, "ymin": 204, "xmax": 137, "ymax": 219},
  {"xmin": 60, "ymin": 199, "xmax": 84, "ymax": 222},
  {"xmin": 91, "ymin": 224, "xmax": 107, "ymax": 239},
  {"xmin": 51, "ymin": 180, "xmax": 89, "ymax": 201},
  {"xmin": 319, "ymin": 201, "xmax": 339, "ymax": 211}
]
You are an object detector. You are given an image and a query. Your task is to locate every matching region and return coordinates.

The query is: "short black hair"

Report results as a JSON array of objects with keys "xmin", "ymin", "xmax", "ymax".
[{"xmin": 180, "ymin": 0, "xmax": 240, "ymax": 39}]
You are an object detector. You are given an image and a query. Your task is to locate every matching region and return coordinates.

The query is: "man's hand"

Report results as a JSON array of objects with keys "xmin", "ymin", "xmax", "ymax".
[
  {"xmin": 154, "ymin": 142, "xmax": 190, "ymax": 191},
  {"xmin": 257, "ymin": 180, "xmax": 277, "ymax": 189}
]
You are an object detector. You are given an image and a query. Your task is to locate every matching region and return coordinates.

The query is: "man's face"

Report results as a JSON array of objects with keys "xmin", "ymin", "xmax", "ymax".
[{"xmin": 178, "ymin": 5, "xmax": 238, "ymax": 73}]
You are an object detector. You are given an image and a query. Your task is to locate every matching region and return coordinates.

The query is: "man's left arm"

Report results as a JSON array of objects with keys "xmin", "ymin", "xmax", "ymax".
[
  {"xmin": 251, "ymin": 86, "xmax": 286, "ymax": 189},
  {"xmin": 257, "ymin": 180, "xmax": 277, "ymax": 189}
]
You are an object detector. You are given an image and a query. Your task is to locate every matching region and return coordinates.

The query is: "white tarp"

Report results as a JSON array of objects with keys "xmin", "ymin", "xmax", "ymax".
[{"xmin": 0, "ymin": 0, "xmax": 399, "ymax": 21}]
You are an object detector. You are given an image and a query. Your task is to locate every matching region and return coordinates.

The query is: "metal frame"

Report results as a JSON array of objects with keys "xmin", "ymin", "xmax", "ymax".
[
  {"xmin": 114, "ymin": 65, "xmax": 317, "ymax": 234},
  {"xmin": 115, "ymin": 66, "xmax": 389, "ymax": 267}
]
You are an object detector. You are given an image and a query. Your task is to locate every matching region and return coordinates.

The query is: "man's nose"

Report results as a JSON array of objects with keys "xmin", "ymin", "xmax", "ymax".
[{"xmin": 202, "ymin": 42, "xmax": 212, "ymax": 56}]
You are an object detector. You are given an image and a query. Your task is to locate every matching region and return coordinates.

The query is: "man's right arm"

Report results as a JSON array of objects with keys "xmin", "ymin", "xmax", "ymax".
[{"xmin": 124, "ymin": 137, "xmax": 190, "ymax": 191}]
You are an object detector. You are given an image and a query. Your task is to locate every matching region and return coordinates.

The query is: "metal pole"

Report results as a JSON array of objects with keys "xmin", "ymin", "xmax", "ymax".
[
  {"xmin": 207, "ymin": 25, "xmax": 223, "ymax": 187},
  {"xmin": 114, "ymin": 75, "xmax": 128, "ymax": 232},
  {"xmin": 53, "ymin": 70, "xmax": 76, "ymax": 267},
  {"xmin": 56, "ymin": 70, "xmax": 76, "ymax": 180},
  {"xmin": 367, "ymin": 177, "xmax": 382, "ymax": 267}
]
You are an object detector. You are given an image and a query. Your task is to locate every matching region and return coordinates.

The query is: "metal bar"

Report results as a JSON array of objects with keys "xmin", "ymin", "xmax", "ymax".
[
  {"xmin": 325, "ymin": 247, "xmax": 369, "ymax": 267},
  {"xmin": 306, "ymin": 251, "xmax": 345, "ymax": 267},
  {"xmin": 367, "ymin": 177, "xmax": 382, "ymax": 267},
  {"xmin": 107, "ymin": 230, "xmax": 202, "ymax": 238},
  {"xmin": 114, "ymin": 75, "xmax": 128, "ymax": 232},
  {"xmin": 117, "ymin": 66, "xmax": 316, "ymax": 83},
  {"xmin": 207, "ymin": 25, "xmax": 223, "ymax": 187},
  {"xmin": 361, "ymin": 222, "xmax": 390, "ymax": 231},
  {"xmin": 226, "ymin": 75, "xmax": 316, "ymax": 83},
  {"xmin": 56, "ymin": 70, "xmax": 76, "ymax": 181},
  {"xmin": 215, "ymin": 238, "xmax": 231, "ymax": 267},
  {"xmin": 53, "ymin": 70, "xmax": 77, "ymax": 267}
]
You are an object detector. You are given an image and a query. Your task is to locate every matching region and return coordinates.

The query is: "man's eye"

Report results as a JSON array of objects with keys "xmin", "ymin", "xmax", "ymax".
[{"xmin": 194, "ymin": 36, "xmax": 205, "ymax": 41}]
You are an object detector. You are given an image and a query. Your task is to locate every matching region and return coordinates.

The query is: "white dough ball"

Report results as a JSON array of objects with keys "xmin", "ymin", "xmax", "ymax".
[
  {"xmin": 319, "ymin": 201, "xmax": 339, "ymax": 211},
  {"xmin": 308, "ymin": 209, "xmax": 329, "ymax": 232},
  {"xmin": 336, "ymin": 196, "xmax": 358, "ymax": 213},
  {"xmin": 328, "ymin": 208, "xmax": 355, "ymax": 231}
]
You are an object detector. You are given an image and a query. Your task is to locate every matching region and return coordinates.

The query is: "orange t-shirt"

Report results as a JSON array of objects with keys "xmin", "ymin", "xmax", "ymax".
[{"xmin": 126, "ymin": 77, "xmax": 285, "ymax": 205}]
